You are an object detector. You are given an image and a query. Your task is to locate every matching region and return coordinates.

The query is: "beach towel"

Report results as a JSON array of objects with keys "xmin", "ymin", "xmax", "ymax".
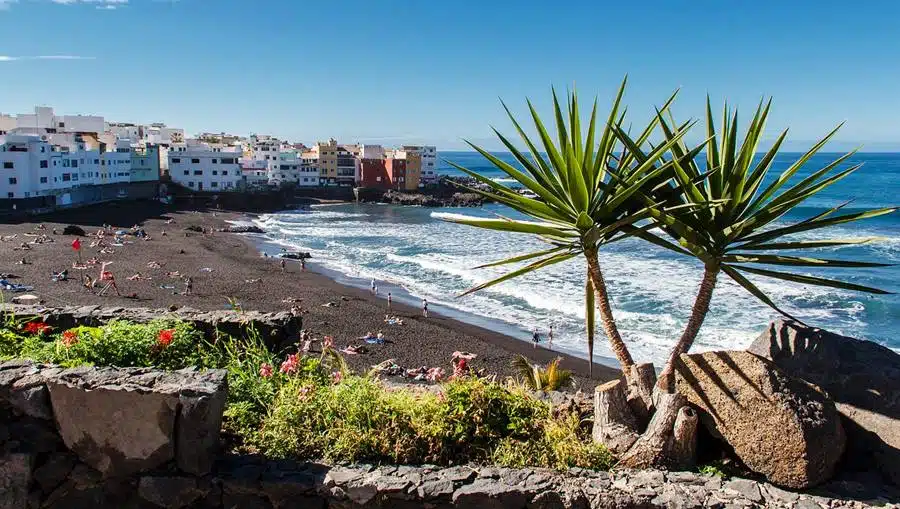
[
  {"xmin": 1, "ymin": 280, "xmax": 34, "ymax": 292},
  {"xmin": 364, "ymin": 338, "xmax": 384, "ymax": 345},
  {"xmin": 159, "ymin": 284, "xmax": 175, "ymax": 290}
]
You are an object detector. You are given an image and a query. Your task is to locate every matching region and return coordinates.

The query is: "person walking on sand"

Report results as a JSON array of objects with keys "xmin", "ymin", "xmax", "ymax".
[
  {"xmin": 371, "ymin": 278, "xmax": 376, "ymax": 294},
  {"xmin": 388, "ymin": 292, "xmax": 392, "ymax": 312},
  {"xmin": 548, "ymin": 325, "xmax": 554, "ymax": 350},
  {"xmin": 183, "ymin": 276, "xmax": 193, "ymax": 296},
  {"xmin": 280, "ymin": 258, "xmax": 286, "ymax": 273},
  {"xmin": 422, "ymin": 298, "xmax": 428, "ymax": 318},
  {"xmin": 532, "ymin": 328, "xmax": 542, "ymax": 349},
  {"xmin": 300, "ymin": 258, "xmax": 306, "ymax": 272}
]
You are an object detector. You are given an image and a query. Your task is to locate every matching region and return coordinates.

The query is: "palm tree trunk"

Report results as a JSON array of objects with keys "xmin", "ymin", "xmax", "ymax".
[
  {"xmin": 584, "ymin": 249, "xmax": 635, "ymax": 373},
  {"xmin": 657, "ymin": 263, "xmax": 719, "ymax": 391}
]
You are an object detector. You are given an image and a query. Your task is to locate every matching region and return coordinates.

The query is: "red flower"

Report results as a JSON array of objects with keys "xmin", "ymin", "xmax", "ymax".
[
  {"xmin": 259, "ymin": 363, "xmax": 273, "ymax": 378},
  {"xmin": 158, "ymin": 329, "xmax": 175, "ymax": 347},
  {"xmin": 24, "ymin": 321, "xmax": 51, "ymax": 335},
  {"xmin": 280, "ymin": 353, "xmax": 299, "ymax": 374},
  {"xmin": 61, "ymin": 330, "xmax": 78, "ymax": 347}
]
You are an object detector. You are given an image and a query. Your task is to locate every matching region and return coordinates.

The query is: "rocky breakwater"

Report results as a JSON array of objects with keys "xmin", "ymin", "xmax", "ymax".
[
  {"xmin": 379, "ymin": 190, "xmax": 484, "ymax": 207},
  {"xmin": 0, "ymin": 304, "xmax": 302, "ymax": 351}
]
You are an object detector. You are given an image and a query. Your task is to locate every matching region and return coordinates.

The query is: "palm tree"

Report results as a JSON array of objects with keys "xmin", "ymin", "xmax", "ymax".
[
  {"xmin": 512, "ymin": 355, "xmax": 574, "ymax": 391},
  {"xmin": 614, "ymin": 98, "xmax": 897, "ymax": 387},
  {"xmin": 436, "ymin": 79, "xmax": 692, "ymax": 375}
]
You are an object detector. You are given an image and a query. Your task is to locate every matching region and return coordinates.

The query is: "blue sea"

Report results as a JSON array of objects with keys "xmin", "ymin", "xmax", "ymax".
[{"xmin": 254, "ymin": 152, "xmax": 900, "ymax": 366}]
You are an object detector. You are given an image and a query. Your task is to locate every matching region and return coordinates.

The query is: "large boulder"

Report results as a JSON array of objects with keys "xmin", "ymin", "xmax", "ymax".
[
  {"xmin": 748, "ymin": 319, "xmax": 900, "ymax": 486},
  {"xmin": 674, "ymin": 351, "xmax": 844, "ymax": 489},
  {"xmin": 45, "ymin": 366, "xmax": 227, "ymax": 478}
]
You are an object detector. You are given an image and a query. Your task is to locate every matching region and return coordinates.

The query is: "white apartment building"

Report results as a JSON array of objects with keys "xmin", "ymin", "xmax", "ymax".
[
  {"xmin": 240, "ymin": 158, "xmax": 269, "ymax": 186},
  {"xmin": 402, "ymin": 145, "xmax": 438, "ymax": 183},
  {"xmin": 169, "ymin": 140, "xmax": 242, "ymax": 191},
  {"xmin": 269, "ymin": 150, "xmax": 321, "ymax": 186},
  {"xmin": 249, "ymin": 134, "xmax": 287, "ymax": 181},
  {"xmin": 10, "ymin": 106, "xmax": 105, "ymax": 134},
  {"xmin": 359, "ymin": 144, "xmax": 385, "ymax": 159},
  {"xmin": 0, "ymin": 133, "xmax": 130, "ymax": 201}
]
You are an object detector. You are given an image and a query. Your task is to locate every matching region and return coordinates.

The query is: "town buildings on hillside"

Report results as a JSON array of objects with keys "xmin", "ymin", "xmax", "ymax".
[{"xmin": 1, "ymin": 105, "xmax": 439, "ymax": 209}]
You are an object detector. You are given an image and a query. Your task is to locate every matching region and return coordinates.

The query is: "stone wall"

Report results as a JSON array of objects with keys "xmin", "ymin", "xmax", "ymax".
[
  {"xmin": 2, "ymin": 360, "xmax": 892, "ymax": 508},
  {"xmin": 0, "ymin": 304, "xmax": 301, "ymax": 351}
]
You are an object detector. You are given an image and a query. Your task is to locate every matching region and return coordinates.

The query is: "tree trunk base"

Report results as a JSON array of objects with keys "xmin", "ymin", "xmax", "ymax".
[{"xmin": 593, "ymin": 363, "xmax": 698, "ymax": 469}]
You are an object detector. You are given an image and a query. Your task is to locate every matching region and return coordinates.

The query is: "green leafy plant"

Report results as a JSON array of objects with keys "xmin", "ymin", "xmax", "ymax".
[
  {"xmin": 437, "ymin": 79, "xmax": 692, "ymax": 374},
  {"xmin": 614, "ymin": 99, "xmax": 897, "ymax": 384},
  {"xmin": 511, "ymin": 355, "xmax": 574, "ymax": 391}
]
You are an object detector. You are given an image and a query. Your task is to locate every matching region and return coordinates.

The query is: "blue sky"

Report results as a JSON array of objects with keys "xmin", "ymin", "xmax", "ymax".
[{"xmin": 2, "ymin": 0, "xmax": 900, "ymax": 151}]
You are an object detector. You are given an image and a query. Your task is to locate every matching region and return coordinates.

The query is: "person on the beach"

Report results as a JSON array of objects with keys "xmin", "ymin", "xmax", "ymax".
[
  {"xmin": 532, "ymin": 328, "xmax": 540, "ymax": 348},
  {"xmin": 548, "ymin": 325, "xmax": 554, "ymax": 350},
  {"xmin": 422, "ymin": 298, "xmax": 428, "ymax": 318},
  {"xmin": 300, "ymin": 258, "xmax": 306, "ymax": 271},
  {"xmin": 371, "ymin": 278, "xmax": 376, "ymax": 294},
  {"xmin": 388, "ymin": 292, "xmax": 392, "ymax": 311},
  {"xmin": 280, "ymin": 259, "xmax": 286, "ymax": 273},
  {"xmin": 184, "ymin": 276, "xmax": 193, "ymax": 296}
]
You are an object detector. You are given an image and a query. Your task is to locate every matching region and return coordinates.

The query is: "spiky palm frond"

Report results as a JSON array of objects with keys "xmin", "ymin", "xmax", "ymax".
[{"xmin": 436, "ymin": 79, "xmax": 692, "ymax": 372}]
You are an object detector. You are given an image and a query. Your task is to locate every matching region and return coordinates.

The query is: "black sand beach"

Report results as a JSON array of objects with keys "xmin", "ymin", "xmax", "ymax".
[{"xmin": 0, "ymin": 201, "xmax": 620, "ymax": 388}]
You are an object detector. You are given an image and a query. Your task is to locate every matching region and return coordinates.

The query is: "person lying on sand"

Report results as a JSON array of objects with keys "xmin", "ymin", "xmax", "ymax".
[
  {"xmin": 51, "ymin": 269, "xmax": 68, "ymax": 282},
  {"xmin": 86, "ymin": 257, "xmax": 99, "ymax": 266},
  {"xmin": 16, "ymin": 258, "xmax": 29, "ymax": 265},
  {"xmin": 146, "ymin": 261, "xmax": 162, "ymax": 269},
  {"xmin": 99, "ymin": 248, "xmax": 115, "ymax": 255},
  {"xmin": 0, "ymin": 234, "xmax": 17, "ymax": 242},
  {"xmin": 127, "ymin": 273, "xmax": 152, "ymax": 281},
  {"xmin": 340, "ymin": 345, "xmax": 366, "ymax": 355},
  {"xmin": 13, "ymin": 243, "xmax": 32, "ymax": 251},
  {"xmin": 245, "ymin": 278, "xmax": 261, "ymax": 284},
  {"xmin": 166, "ymin": 271, "xmax": 182, "ymax": 278}
]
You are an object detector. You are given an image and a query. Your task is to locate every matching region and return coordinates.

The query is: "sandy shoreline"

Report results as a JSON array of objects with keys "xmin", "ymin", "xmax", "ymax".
[{"xmin": 0, "ymin": 200, "xmax": 620, "ymax": 388}]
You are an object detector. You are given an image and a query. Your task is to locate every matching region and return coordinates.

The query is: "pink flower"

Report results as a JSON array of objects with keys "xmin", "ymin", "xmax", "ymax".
[
  {"xmin": 299, "ymin": 385, "xmax": 314, "ymax": 401},
  {"xmin": 61, "ymin": 330, "xmax": 78, "ymax": 347},
  {"xmin": 259, "ymin": 363, "xmax": 273, "ymax": 378},
  {"xmin": 280, "ymin": 353, "xmax": 299, "ymax": 374},
  {"xmin": 323, "ymin": 335, "xmax": 334, "ymax": 349},
  {"xmin": 331, "ymin": 371, "xmax": 343, "ymax": 384},
  {"xmin": 158, "ymin": 329, "xmax": 175, "ymax": 347}
]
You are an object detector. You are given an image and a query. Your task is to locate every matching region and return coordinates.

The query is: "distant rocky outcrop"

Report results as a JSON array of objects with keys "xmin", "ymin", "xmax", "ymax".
[
  {"xmin": 674, "ymin": 351, "xmax": 845, "ymax": 489},
  {"xmin": 377, "ymin": 190, "xmax": 484, "ymax": 208},
  {"xmin": 748, "ymin": 319, "xmax": 900, "ymax": 487},
  {"xmin": 217, "ymin": 224, "xmax": 265, "ymax": 234},
  {"xmin": 61, "ymin": 225, "xmax": 86, "ymax": 236}
]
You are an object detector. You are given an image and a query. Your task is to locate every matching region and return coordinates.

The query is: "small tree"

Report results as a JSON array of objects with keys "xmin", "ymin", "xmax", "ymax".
[
  {"xmin": 437, "ymin": 78, "xmax": 689, "ymax": 376},
  {"xmin": 614, "ymin": 98, "xmax": 897, "ymax": 389}
]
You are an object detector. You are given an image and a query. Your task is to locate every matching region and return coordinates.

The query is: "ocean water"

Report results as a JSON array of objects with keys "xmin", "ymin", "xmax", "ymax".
[{"xmin": 255, "ymin": 151, "xmax": 900, "ymax": 366}]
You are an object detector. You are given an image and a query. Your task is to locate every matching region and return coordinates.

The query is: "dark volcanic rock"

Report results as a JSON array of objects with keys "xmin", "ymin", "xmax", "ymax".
[
  {"xmin": 674, "ymin": 351, "xmax": 845, "ymax": 489},
  {"xmin": 748, "ymin": 318, "xmax": 900, "ymax": 486}
]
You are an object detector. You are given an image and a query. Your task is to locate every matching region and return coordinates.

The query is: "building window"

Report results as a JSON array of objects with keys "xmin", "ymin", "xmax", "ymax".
[
  {"xmin": 212, "ymin": 170, "xmax": 218, "ymax": 176},
  {"xmin": 194, "ymin": 170, "xmax": 202, "ymax": 176},
  {"xmin": 172, "ymin": 158, "xmax": 181, "ymax": 163},
  {"xmin": 40, "ymin": 177, "xmax": 47, "ymax": 184},
  {"xmin": 191, "ymin": 158, "xmax": 200, "ymax": 164},
  {"xmin": 3, "ymin": 162, "xmax": 12, "ymax": 169},
  {"xmin": 222, "ymin": 170, "xmax": 228, "ymax": 176},
  {"xmin": 8, "ymin": 177, "xmax": 16, "ymax": 184},
  {"xmin": 73, "ymin": 174, "xmax": 79, "ymax": 181},
  {"xmin": 183, "ymin": 170, "xmax": 189, "ymax": 176},
  {"xmin": 62, "ymin": 174, "xmax": 71, "ymax": 182},
  {"xmin": 72, "ymin": 160, "xmax": 78, "ymax": 168},
  {"xmin": 212, "ymin": 159, "xmax": 217, "ymax": 164},
  {"xmin": 211, "ymin": 181, "xmax": 218, "ymax": 188},
  {"xmin": 95, "ymin": 159, "xmax": 99, "ymax": 164},
  {"xmin": 188, "ymin": 182, "xmax": 194, "ymax": 187},
  {"xmin": 7, "ymin": 192, "xmax": 12, "ymax": 198}
]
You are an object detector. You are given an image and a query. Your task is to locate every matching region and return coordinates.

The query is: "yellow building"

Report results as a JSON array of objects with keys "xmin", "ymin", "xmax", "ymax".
[
  {"xmin": 403, "ymin": 151, "xmax": 422, "ymax": 190},
  {"xmin": 311, "ymin": 138, "xmax": 338, "ymax": 185}
]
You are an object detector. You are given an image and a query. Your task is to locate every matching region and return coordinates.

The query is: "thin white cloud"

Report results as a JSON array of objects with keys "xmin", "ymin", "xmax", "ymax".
[
  {"xmin": 0, "ymin": 0, "xmax": 18, "ymax": 10},
  {"xmin": 51, "ymin": 0, "xmax": 128, "ymax": 5},
  {"xmin": 0, "ymin": 55, "xmax": 97, "ymax": 61}
]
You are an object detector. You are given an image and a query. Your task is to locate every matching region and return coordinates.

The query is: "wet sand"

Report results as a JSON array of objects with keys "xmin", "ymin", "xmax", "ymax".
[{"xmin": 0, "ymin": 201, "xmax": 620, "ymax": 389}]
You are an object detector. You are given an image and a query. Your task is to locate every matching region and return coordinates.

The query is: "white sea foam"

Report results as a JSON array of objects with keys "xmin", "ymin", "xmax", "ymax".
[{"xmin": 254, "ymin": 205, "xmax": 899, "ymax": 364}]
